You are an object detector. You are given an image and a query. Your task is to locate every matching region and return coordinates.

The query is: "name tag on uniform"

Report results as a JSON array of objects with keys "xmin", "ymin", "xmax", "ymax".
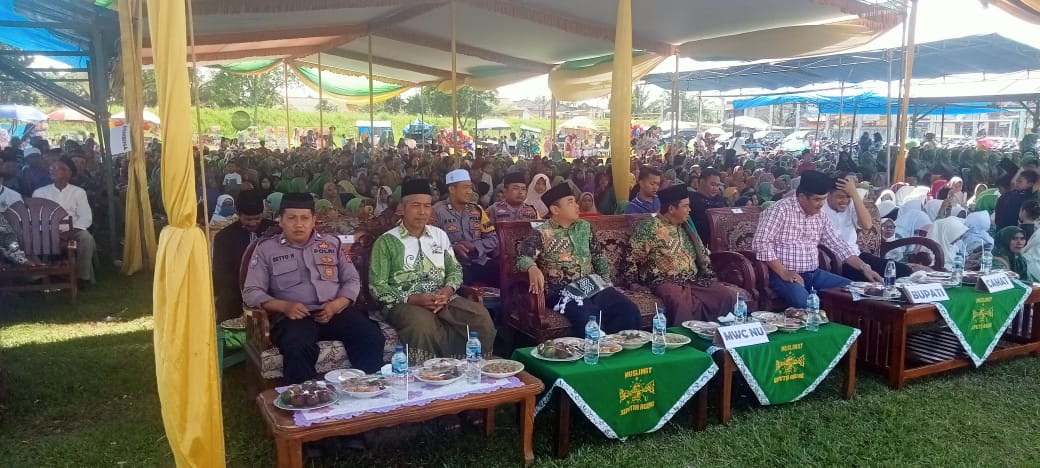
[{"xmin": 338, "ymin": 235, "xmax": 354, "ymax": 244}]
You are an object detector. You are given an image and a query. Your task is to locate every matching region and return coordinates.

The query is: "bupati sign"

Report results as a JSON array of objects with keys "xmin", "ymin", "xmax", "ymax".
[{"xmin": 900, "ymin": 282, "xmax": 950, "ymax": 304}]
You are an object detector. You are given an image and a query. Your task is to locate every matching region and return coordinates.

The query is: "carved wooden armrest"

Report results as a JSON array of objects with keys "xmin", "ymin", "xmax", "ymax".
[
  {"xmin": 244, "ymin": 306, "xmax": 272, "ymax": 351},
  {"xmin": 457, "ymin": 285, "xmax": 483, "ymax": 305},
  {"xmin": 882, "ymin": 236, "xmax": 945, "ymax": 270},
  {"xmin": 711, "ymin": 251, "xmax": 760, "ymax": 306}
]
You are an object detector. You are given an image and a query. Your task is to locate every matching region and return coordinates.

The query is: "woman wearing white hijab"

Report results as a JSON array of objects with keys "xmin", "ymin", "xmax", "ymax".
[
  {"xmin": 210, "ymin": 194, "xmax": 235, "ymax": 223},
  {"xmin": 924, "ymin": 199, "xmax": 944, "ymax": 221},
  {"xmin": 962, "ymin": 210, "xmax": 994, "ymax": 270},
  {"xmin": 944, "ymin": 176, "xmax": 967, "ymax": 208},
  {"xmin": 926, "ymin": 217, "xmax": 968, "ymax": 271},
  {"xmin": 895, "ymin": 209, "xmax": 932, "ymax": 239},
  {"xmin": 374, "ymin": 185, "xmax": 392, "ymax": 216},
  {"xmin": 894, "ymin": 185, "xmax": 914, "ymax": 206},
  {"xmin": 525, "ymin": 173, "xmax": 551, "ymax": 217},
  {"xmin": 878, "ymin": 189, "xmax": 896, "ymax": 204},
  {"xmin": 877, "ymin": 199, "xmax": 898, "ymax": 219}
]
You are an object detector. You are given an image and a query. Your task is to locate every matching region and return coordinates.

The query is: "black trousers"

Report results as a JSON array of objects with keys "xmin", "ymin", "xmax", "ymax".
[
  {"xmin": 271, "ymin": 309, "xmax": 385, "ymax": 384},
  {"xmin": 842, "ymin": 252, "xmax": 913, "ymax": 282},
  {"xmin": 548, "ymin": 287, "xmax": 642, "ymax": 337},
  {"xmin": 462, "ymin": 259, "xmax": 500, "ymax": 287}
]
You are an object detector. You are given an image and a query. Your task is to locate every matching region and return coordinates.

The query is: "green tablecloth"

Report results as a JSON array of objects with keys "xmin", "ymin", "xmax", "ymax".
[
  {"xmin": 671, "ymin": 323, "xmax": 859, "ymax": 405},
  {"xmin": 933, "ymin": 281, "xmax": 1031, "ymax": 367},
  {"xmin": 512, "ymin": 344, "xmax": 717, "ymax": 439}
]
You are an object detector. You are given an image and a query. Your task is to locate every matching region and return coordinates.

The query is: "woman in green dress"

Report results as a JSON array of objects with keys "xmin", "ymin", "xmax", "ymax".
[{"xmin": 992, "ymin": 226, "xmax": 1029, "ymax": 279}]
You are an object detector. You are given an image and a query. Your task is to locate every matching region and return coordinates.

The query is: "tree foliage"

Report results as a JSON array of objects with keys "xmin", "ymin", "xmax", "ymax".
[
  {"xmin": 631, "ymin": 84, "xmax": 653, "ymax": 115},
  {"xmin": 403, "ymin": 86, "xmax": 498, "ymax": 128},
  {"xmin": 0, "ymin": 46, "xmax": 39, "ymax": 105},
  {"xmin": 198, "ymin": 69, "xmax": 285, "ymax": 108}
]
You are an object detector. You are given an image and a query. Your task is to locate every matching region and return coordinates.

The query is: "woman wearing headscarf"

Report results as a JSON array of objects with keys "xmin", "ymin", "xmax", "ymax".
[
  {"xmin": 926, "ymin": 217, "xmax": 968, "ymax": 271},
  {"xmin": 992, "ymin": 226, "xmax": 1029, "ymax": 279},
  {"xmin": 211, "ymin": 194, "xmax": 236, "ymax": 223},
  {"xmin": 288, "ymin": 177, "xmax": 308, "ymax": 194},
  {"xmin": 880, "ymin": 218, "xmax": 908, "ymax": 262},
  {"xmin": 895, "ymin": 208, "xmax": 932, "ymax": 239},
  {"xmin": 924, "ymin": 199, "xmax": 944, "ymax": 221},
  {"xmin": 941, "ymin": 176, "xmax": 967, "ymax": 207},
  {"xmin": 962, "ymin": 211, "xmax": 994, "ymax": 269},
  {"xmin": 0, "ymin": 214, "xmax": 37, "ymax": 266},
  {"xmin": 374, "ymin": 185, "xmax": 393, "ymax": 216},
  {"xmin": 579, "ymin": 192, "xmax": 600, "ymax": 217},
  {"xmin": 525, "ymin": 173, "xmax": 551, "ymax": 217},
  {"xmin": 265, "ymin": 192, "xmax": 283, "ymax": 218},
  {"xmin": 929, "ymin": 178, "xmax": 948, "ymax": 199}
]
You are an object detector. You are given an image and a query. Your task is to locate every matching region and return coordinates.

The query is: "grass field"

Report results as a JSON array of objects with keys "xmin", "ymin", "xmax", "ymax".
[{"xmin": 2, "ymin": 268, "xmax": 1040, "ymax": 467}]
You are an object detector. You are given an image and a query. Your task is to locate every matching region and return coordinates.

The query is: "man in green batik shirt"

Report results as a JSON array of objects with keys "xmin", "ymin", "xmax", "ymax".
[
  {"xmin": 518, "ymin": 183, "xmax": 641, "ymax": 337},
  {"xmin": 627, "ymin": 184, "xmax": 738, "ymax": 325},
  {"xmin": 369, "ymin": 178, "xmax": 496, "ymax": 361}
]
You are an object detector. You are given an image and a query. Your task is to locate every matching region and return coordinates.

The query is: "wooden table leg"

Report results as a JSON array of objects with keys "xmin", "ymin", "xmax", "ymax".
[
  {"xmin": 484, "ymin": 406, "xmax": 496, "ymax": 437},
  {"xmin": 554, "ymin": 391, "xmax": 572, "ymax": 458},
  {"xmin": 842, "ymin": 339, "xmax": 858, "ymax": 399},
  {"xmin": 719, "ymin": 352, "xmax": 734, "ymax": 425},
  {"xmin": 520, "ymin": 395, "xmax": 536, "ymax": 467},
  {"xmin": 274, "ymin": 437, "xmax": 303, "ymax": 468},
  {"xmin": 889, "ymin": 317, "xmax": 908, "ymax": 390},
  {"xmin": 692, "ymin": 387, "xmax": 708, "ymax": 431}
]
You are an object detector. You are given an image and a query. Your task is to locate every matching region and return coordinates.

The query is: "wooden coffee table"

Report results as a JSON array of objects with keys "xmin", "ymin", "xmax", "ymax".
[
  {"xmin": 820, "ymin": 287, "xmax": 1040, "ymax": 389},
  {"xmin": 256, "ymin": 371, "xmax": 544, "ymax": 467}
]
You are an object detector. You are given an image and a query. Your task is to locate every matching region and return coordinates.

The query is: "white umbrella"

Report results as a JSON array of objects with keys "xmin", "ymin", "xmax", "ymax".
[
  {"xmin": 111, "ymin": 109, "xmax": 161, "ymax": 124},
  {"xmin": 559, "ymin": 116, "xmax": 599, "ymax": 131},
  {"xmin": 704, "ymin": 127, "xmax": 724, "ymax": 135},
  {"xmin": 0, "ymin": 104, "xmax": 46, "ymax": 121},
  {"xmin": 47, "ymin": 107, "xmax": 94, "ymax": 122},
  {"xmin": 476, "ymin": 118, "xmax": 511, "ymax": 130}
]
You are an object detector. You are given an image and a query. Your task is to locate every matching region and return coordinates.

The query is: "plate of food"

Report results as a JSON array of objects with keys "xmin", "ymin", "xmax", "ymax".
[
  {"xmin": 613, "ymin": 330, "xmax": 652, "ymax": 349},
  {"xmin": 664, "ymin": 332, "xmax": 691, "ymax": 349},
  {"xmin": 532, "ymin": 339, "xmax": 584, "ymax": 361},
  {"xmin": 682, "ymin": 320, "xmax": 720, "ymax": 339},
  {"xmin": 597, "ymin": 340, "xmax": 624, "ymax": 356},
  {"xmin": 274, "ymin": 380, "xmax": 340, "ymax": 410},
  {"xmin": 771, "ymin": 317, "xmax": 805, "ymax": 332},
  {"xmin": 414, "ymin": 364, "xmax": 464, "ymax": 386},
  {"xmin": 324, "ymin": 368, "xmax": 365, "ymax": 387},
  {"xmin": 750, "ymin": 311, "xmax": 786, "ymax": 322},
  {"xmin": 219, "ymin": 316, "xmax": 246, "ymax": 330},
  {"xmin": 481, "ymin": 359, "xmax": 524, "ymax": 378},
  {"xmin": 341, "ymin": 375, "xmax": 390, "ymax": 398},
  {"xmin": 423, "ymin": 358, "xmax": 462, "ymax": 368},
  {"xmin": 784, "ymin": 308, "xmax": 830, "ymax": 325}
]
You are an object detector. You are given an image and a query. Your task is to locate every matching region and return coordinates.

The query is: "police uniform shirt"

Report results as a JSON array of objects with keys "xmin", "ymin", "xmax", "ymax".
[
  {"xmin": 242, "ymin": 232, "xmax": 361, "ymax": 311},
  {"xmin": 429, "ymin": 200, "xmax": 498, "ymax": 266},
  {"xmin": 488, "ymin": 200, "xmax": 539, "ymax": 224}
]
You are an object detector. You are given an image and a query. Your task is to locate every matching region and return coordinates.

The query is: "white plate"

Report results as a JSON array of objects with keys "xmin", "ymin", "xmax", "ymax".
[
  {"xmin": 664, "ymin": 333, "xmax": 691, "ymax": 349},
  {"xmin": 750, "ymin": 311, "xmax": 785, "ymax": 322},
  {"xmin": 324, "ymin": 368, "xmax": 365, "ymax": 387},
  {"xmin": 423, "ymin": 358, "xmax": 462, "ymax": 368},
  {"xmin": 530, "ymin": 347, "xmax": 583, "ymax": 362},
  {"xmin": 682, "ymin": 320, "xmax": 720, "ymax": 339},
  {"xmin": 414, "ymin": 373, "xmax": 464, "ymax": 386},
  {"xmin": 481, "ymin": 359, "xmax": 524, "ymax": 379},
  {"xmin": 597, "ymin": 341, "xmax": 625, "ymax": 356},
  {"xmin": 274, "ymin": 387, "xmax": 340, "ymax": 410},
  {"xmin": 614, "ymin": 330, "xmax": 652, "ymax": 349}
]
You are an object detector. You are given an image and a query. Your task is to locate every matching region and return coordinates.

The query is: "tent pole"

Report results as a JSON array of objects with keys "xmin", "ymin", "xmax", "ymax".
[
  {"xmin": 696, "ymin": 91, "xmax": 703, "ymax": 134},
  {"xmin": 939, "ymin": 106, "xmax": 946, "ymax": 143},
  {"xmin": 317, "ymin": 52, "xmax": 324, "ymax": 147},
  {"xmin": 849, "ymin": 103, "xmax": 858, "ymax": 150},
  {"xmin": 885, "ymin": 48, "xmax": 893, "ymax": 186},
  {"xmin": 368, "ymin": 34, "xmax": 374, "ymax": 149},
  {"xmin": 283, "ymin": 63, "xmax": 290, "ymax": 150},
  {"xmin": 420, "ymin": 86, "xmax": 426, "ymax": 152},
  {"xmin": 894, "ymin": 0, "xmax": 920, "ymax": 183},
  {"xmin": 450, "ymin": 0, "xmax": 458, "ymax": 152},
  {"xmin": 550, "ymin": 95, "xmax": 557, "ymax": 148},
  {"xmin": 672, "ymin": 53, "xmax": 679, "ymax": 149},
  {"xmin": 609, "ymin": 0, "xmax": 633, "ymax": 208},
  {"xmin": 836, "ymin": 81, "xmax": 845, "ymax": 143},
  {"xmin": 794, "ymin": 102, "xmax": 801, "ymax": 132},
  {"xmin": 814, "ymin": 103, "xmax": 822, "ymax": 152}
]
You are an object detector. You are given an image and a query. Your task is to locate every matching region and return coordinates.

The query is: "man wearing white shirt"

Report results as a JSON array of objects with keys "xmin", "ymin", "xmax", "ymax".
[
  {"xmin": 730, "ymin": 131, "xmax": 748, "ymax": 157},
  {"xmin": 823, "ymin": 175, "xmax": 910, "ymax": 281},
  {"xmin": 0, "ymin": 161, "xmax": 21, "ymax": 212},
  {"xmin": 32, "ymin": 157, "xmax": 95, "ymax": 285}
]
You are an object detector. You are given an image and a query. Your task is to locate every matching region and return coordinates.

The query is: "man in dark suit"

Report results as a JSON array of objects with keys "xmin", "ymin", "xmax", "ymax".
[{"xmin": 213, "ymin": 189, "xmax": 276, "ymax": 322}]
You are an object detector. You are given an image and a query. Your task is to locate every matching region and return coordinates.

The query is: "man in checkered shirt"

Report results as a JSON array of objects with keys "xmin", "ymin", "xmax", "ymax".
[{"xmin": 752, "ymin": 170, "xmax": 882, "ymax": 308}]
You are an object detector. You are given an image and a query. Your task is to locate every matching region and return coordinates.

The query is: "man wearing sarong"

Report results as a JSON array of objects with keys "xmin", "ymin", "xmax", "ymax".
[
  {"xmin": 369, "ymin": 179, "xmax": 496, "ymax": 362},
  {"xmin": 628, "ymin": 184, "xmax": 739, "ymax": 325},
  {"xmin": 518, "ymin": 183, "xmax": 641, "ymax": 337}
]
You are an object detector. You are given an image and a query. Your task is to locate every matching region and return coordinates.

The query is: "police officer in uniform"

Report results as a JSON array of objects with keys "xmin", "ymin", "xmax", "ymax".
[
  {"xmin": 243, "ymin": 193, "xmax": 384, "ymax": 384},
  {"xmin": 488, "ymin": 172, "xmax": 540, "ymax": 224},
  {"xmin": 430, "ymin": 169, "xmax": 500, "ymax": 286}
]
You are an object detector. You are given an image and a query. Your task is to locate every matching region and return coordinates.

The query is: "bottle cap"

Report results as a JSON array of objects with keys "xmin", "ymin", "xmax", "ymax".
[
  {"xmin": 469, "ymin": 331, "xmax": 478, "ymax": 338},
  {"xmin": 589, "ymin": 315, "xmax": 597, "ymax": 321},
  {"xmin": 395, "ymin": 344, "xmax": 404, "ymax": 351}
]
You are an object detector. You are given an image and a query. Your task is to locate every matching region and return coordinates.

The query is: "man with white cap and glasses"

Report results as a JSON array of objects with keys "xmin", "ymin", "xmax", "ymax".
[{"xmin": 430, "ymin": 169, "xmax": 500, "ymax": 286}]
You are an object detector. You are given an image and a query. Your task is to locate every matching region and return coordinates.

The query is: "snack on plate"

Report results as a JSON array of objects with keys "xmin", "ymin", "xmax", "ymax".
[
  {"xmin": 536, "ymin": 340, "xmax": 583, "ymax": 359},
  {"xmin": 279, "ymin": 380, "xmax": 335, "ymax": 408},
  {"xmin": 343, "ymin": 376, "xmax": 388, "ymax": 393},
  {"xmin": 416, "ymin": 365, "xmax": 462, "ymax": 381},
  {"xmin": 482, "ymin": 360, "xmax": 523, "ymax": 374}
]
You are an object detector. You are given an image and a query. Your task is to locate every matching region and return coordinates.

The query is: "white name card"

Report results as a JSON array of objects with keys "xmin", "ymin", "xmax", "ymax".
[
  {"xmin": 337, "ymin": 235, "xmax": 355, "ymax": 244},
  {"xmin": 900, "ymin": 282, "xmax": 950, "ymax": 304},
  {"xmin": 731, "ymin": 208, "xmax": 744, "ymax": 214},
  {"xmin": 977, "ymin": 272, "xmax": 1013, "ymax": 293},
  {"xmin": 714, "ymin": 322, "xmax": 769, "ymax": 349}
]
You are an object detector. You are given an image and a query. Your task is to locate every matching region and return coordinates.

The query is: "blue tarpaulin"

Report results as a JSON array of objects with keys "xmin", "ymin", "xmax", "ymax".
[
  {"xmin": 645, "ymin": 34, "xmax": 1040, "ymax": 93},
  {"xmin": 0, "ymin": 0, "xmax": 88, "ymax": 68},
  {"xmin": 734, "ymin": 91, "xmax": 1002, "ymax": 115}
]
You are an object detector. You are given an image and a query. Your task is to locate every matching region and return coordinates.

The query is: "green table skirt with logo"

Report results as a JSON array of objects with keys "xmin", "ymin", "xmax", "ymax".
[
  {"xmin": 671, "ymin": 323, "xmax": 859, "ymax": 405},
  {"xmin": 512, "ymin": 344, "xmax": 717, "ymax": 440},
  {"xmin": 932, "ymin": 281, "xmax": 1031, "ymax": 367}
]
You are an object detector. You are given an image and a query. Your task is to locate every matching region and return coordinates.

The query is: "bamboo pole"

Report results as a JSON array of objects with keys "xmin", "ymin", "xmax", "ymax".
[
  {"xmin": 450, "ymin": 0, "xmax": 458, "ymax": 152},
  {"xmin": 368, "ymin": 34, "xmax": 375, "ymax": 148},
  {"xmin": 317, "ymin": 52, "xmax": 323, "ymax": 146},
  {"xmin": 894, "ymin": 0, "xmax": 920, "ymax": 183},
  {"xmin": 283, "ymin": 63, "xmax": 290, "ymax": 149}
]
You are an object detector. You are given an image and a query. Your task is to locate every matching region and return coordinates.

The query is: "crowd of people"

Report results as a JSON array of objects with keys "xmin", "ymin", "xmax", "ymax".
[{"xmin": 3, "ymin": 125, "xmax": 1040, "ymax": 388}]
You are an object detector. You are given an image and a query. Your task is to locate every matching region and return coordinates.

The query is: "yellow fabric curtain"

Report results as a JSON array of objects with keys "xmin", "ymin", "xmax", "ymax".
[
  {"xmin": 146, "ymin": 0, "xmax": 226, "ymax": 466},
  {"xmin": 550, "ymin": 52, "xmax": 664, "ymax": 103},
  {"xmin": 119, "ymin": 0, "xmax": 157, "ymax": 275},
  {"xmin": 678, "ymin": 20, "xmax": 890, "ymax": 61},
  {"xmin": 981, "ymin": 0, "xmax": 1040, "ymax": 24},
  {"xmin": 610, "ymin": 0, "xmax": 633, "ymax": 209}
]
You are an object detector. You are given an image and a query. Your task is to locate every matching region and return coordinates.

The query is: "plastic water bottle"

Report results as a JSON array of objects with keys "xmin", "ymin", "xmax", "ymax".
[
  {"xmin": 391, "ymin": 344, "xmax": 408, "ymax": 401},
  {"xmin": 884, "ymin": 260, "xmax": 897, "ymax": 289},
  {"xmin": 980, "ymin": 242, "xmax": 993, "ymax": 274},
  {"xmin": 584, "ymin": 316, "xmax": 601, "ymax": 365},
  {"xmin": 952, "ymin": 244, "xmax": 966, "ymax": 284},
  {"xmin": 805, "ymin": 288, "xmax": 821, "ymax": 332},
  {"xmin": 465, "ymin": 331, "xmax": 482, "ymax": 384},
  {"xmin": 734, "ymin": 293, "xmax": 748, "ymax": 324},
  {"xmin": 651, "ymin": 306, "xmax": 667, "ymax": 355}
]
